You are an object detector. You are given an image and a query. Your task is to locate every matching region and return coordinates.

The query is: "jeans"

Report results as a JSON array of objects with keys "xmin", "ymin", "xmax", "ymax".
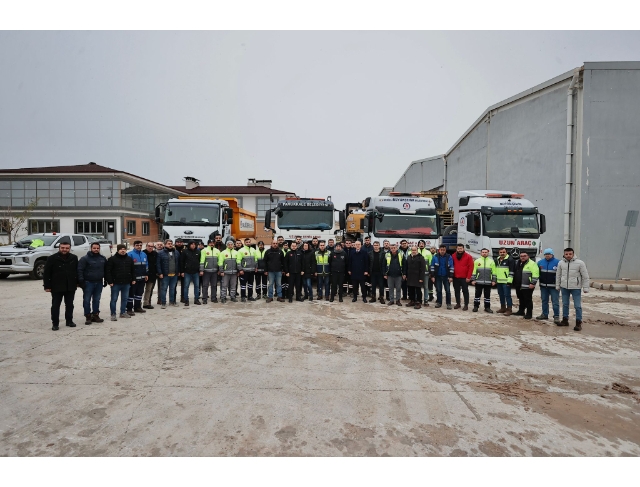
[
  {"xmin": 453, "ymin": 278, "xmax": 470, "ymax": 306},
  {"xmin": 303, "ymin": 277, "xmax": 313, "ymax": 299},
  {"xmin": 387, "ymin": 276, "xmax": 403, "ymax": 302},
  {"xmin": 160, "ymin": 275, "xmax": 178, "ymax": 304},
  {"xmin": 83, "ymin": 281, "xmax": 103, "ymax": 315},
  {"xmin": 316, "ymin": 274, "xmax": 330, "ymax": 298},
  {"xmin": 110, "ymin": 284, "xmax": 130, "ymax": 315},
  {"xmin": 540, "ymin": 286, "xmax": 560, "ymax": 317},
  {"xmin": 435, "ymin": 276, "xmax": 451, "ymax": 305},
  {"xmin": 561, "ymin": 288, "xmax": 582, "ymax": 321},
  {"xmin": 127, "ymin": 280, "xmax": 145, "ymax": 311},
  {"xmin": 183, "ymin": 273, "xmax": 200, "ymax": 301},
  {"xmin": 51, "ymin": 290, "xmax": 75, "ymax": 325},
  {"xmin": 370, "ymin": 273, "xmax": 384, "ymax": 299},
  {"xmin": 496, "ymin": 283, "xmax": 513, "ymax": 308},
  {"xmin": 267, "ymin": 272, "xmax": 282, "ymax": 298},
  {"xmin": 202, "ymin": 272, "xmax": 218, "ymax": 300}
]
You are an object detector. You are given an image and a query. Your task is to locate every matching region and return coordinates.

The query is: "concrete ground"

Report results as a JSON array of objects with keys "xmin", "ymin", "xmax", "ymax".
[{"xmin": 1, "ymin": 275, "xmax": 639, "ymax": 456}]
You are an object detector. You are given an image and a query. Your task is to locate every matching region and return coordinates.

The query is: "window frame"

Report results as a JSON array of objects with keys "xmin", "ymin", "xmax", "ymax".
[
  {"xmin": 29, "ymin": 219, "xmax": 61, "ymax": 234},
  {"xmin": 142, "ymin": 221, "xmax": 150, "ymax": 236},
  {"xmin": 127, "ymin": 220, "xmax": 137, "ymax": 236}
]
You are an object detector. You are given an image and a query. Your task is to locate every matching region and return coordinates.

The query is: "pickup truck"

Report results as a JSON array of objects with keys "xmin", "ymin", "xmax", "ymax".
[{"xmin": 0, "ymin": 233, "xmax": 113, "ymax": 280}]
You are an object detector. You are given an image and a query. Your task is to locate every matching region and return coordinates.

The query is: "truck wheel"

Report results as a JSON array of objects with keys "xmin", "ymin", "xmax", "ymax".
[
  {"xmin": 443, "ymin": 224, "xmax": 458, "ymax": 236},
  {"xmin": 30, "ymin": 260, "xmax": 46, "ymax": 280},
  {"xmin": 0, "ymin": 273, "xmax": 9, "ymax": 279}
]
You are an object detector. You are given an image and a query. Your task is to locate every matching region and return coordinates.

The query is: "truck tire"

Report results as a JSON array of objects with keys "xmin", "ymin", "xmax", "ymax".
[
  {"xmin": 0, "ymin": 273, "xmax": 9, "ymax": 279},
  {"xmin": 30, "ymin": 259, "xmax": 47, "ymax": 280},
  {"xmin": 443, "ymin": 224, "xmax": 458, "ymax": 236}
]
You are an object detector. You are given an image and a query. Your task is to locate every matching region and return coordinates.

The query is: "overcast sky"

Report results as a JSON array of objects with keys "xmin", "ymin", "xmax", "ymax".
[{"xmin": 1, "ymin": 31, "xmax": 640, "ymax": 210}]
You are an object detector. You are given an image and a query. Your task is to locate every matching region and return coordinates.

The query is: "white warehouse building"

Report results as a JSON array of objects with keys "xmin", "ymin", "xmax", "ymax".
[{"xmin": 391, "ymin": 61, "xmax": 640, "ymax": 279}]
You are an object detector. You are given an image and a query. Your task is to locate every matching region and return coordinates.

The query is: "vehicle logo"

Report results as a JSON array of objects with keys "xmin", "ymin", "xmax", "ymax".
[
  {"xmin": 184, "ymin": 230, "xmax": 193, "ymax": 235},
  {"xmin": 511, "ymin": 247, "xmax": 521, "ymax": 258},
  {"xmin": 403, "ymin": 203, "xmax": 411, "ymax": 210}
]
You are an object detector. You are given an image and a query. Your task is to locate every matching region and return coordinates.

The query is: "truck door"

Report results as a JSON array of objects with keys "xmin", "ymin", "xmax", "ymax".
[
  {"xmin": 465, "ymin": 212, "xmax": 483, "ymax": 256},
  {"xmin": 71, "ymin": 235, "xmax": 90, "ymax": 257}
]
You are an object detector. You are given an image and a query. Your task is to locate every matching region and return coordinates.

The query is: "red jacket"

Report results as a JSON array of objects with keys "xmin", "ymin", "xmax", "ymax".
[{"xmin": 452, "ymin": 251, "xmax": 474, "ymax": 279}]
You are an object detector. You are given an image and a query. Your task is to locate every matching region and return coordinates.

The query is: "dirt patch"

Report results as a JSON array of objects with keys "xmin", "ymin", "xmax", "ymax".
[
  {"xmin": 301, "ymin": 332, "xmax": 350, "ymax": 353},
  {"xmin": 612, "ymin": 383, "xmax": 636, "ymax": 395},
  {"xmin": 330, "ymin": 423, "xmax": 378, "ymax": 456},
  {"xmin": 478, "ymin": 439, "xmax": 510, "ymax": 456},
  {"xmin": 274, "ymin": 425, "xmax": 297, "ymax": 443},
  {"xmin": 401, "ymin": 350, "xmax": 500, "ymax": 385}
]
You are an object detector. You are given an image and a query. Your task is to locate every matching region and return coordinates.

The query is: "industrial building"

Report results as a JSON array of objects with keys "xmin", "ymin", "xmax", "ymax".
[{"xmin": 391, "ymin": 61, "xmax": 640, "ymax": 279}]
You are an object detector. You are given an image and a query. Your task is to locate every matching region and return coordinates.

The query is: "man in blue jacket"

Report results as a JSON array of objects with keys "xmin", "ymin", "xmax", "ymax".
[
  {"xmin": 536, "ymin": 248, "xmax": 561, "ymax": 324},
  {"xmin": 348, "ymin": 240, "xmax": 370, "ymax": 303},
  {"xmin": 127, "ymin": 240, "xmax": 149, "ymax": 315},
  {"xmin": 430, "ymin": 244, "xmax": 454, "ymax": 309},
  {"xmin": 77, "ymin": 242, "xmax": 108, "ymax": 325}
]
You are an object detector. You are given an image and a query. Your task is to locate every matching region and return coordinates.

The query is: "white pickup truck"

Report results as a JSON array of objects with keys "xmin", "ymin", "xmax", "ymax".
[{"xmin": 0, "ymin": 233, "xmax": 113, "ymax": 280}]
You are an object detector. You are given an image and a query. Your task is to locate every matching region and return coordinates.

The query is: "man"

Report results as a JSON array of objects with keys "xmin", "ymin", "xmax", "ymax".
[
  {"xmin": 369, "ymin": 241, "xmax": 385, "ymax": 304},
  {"xmin": 200, "ymin": 238, "xmax": 220, "ymax": 304},
  {"xmin": 315, "ymin": 241, "xmax": 331, "ymax": 301},
  {"xmin": 264, "ymin": 239, "xmax": 285, "ymax": 302},
  {"xmin": 105, "ymin": 244, "xmax": 136, "ymax": 320},
  {"xmin": 382, "ymin": 240, "xmax": 391, "ymax": 254},
  {"xmin": 383, "ymin": 243, "xmax": 406, "ymax": 306},
  {"xmin": 329, "ymin": 242, "xmax": 347, "ymax": 302},
  {"xmin": 363, "ymin": 236, "xmax": 374, "ymax": 296},
  {"xmin": 556, "ymin": 248, "xmax": 590, "ymax": 331},
  {"xmin": 142, "ymin": 242, "xmax": 158, "ymax": 310},
  {"xmin": 406, "ymin": 246, "xmax": 426, "ymax": 309},
  {"xmin": 43, "ymin": 240, "xmax": 78, "ymax": 330},
  {"xmin": 451, "ymin": 244, "xmax": 473, "ymax": 311},
  {"xmin": 348, "ymin": 240, "xmax": 370, "ymax": 303},
  {"xmin": 218, "ymin": 239, "xmax": 239, "ymax": 303},
  {"xmin": 154, "ymin": 241, "xmax": 164, "ymax": 305},
  {"xmin": 471, "ymin": 248, "xmax": 497, "ymax": 313},
  {"xmin": 418, "ymin": 240, "xmax": 433, "ymax": 306},
  {"xmin": 513, "ymin": 251, "xmax": 539, "ymax": 319},
  {"xmin": 280, "ymin": 239, "xmax": 290, "ymax": 296},
  {"xmin": 181, "ymin": 240, "xmax": 202, "ymax": 306},
  {"xmin": 301, "ymin": 242, "xmax": 316, "ymax": 301},
  {"xmin": 197, "ymin": 241, "xmax": 205, "ymax": 295},
  {"xmin": 310, "ymin": 238, "xmax": 319, "ymax": 251},
  {"xmin": 197, "ymin": 242, "xmax": 205, "ymax": 252},
  {"xmin": 174, "ymin": 238, "xmax": 185, "ymax": 302},
  {"xmin": 399, "ymin": 240, "xmax": 410, "ymax": 300},
  {"xmin": 254, "ymin": 241, "xmax": 268, "ymax": 299},
  {"xmin": 343, "ymin": 239, "xmax": 353, "ymax": 295},
  {"xmin": 77, "ymin": 242, "xmax": 107, "ymax": 325},
  {"xmin": 284, "ymin": 241, "xmax": 303, "ymax": 302},
  {"xmin": 277, "ymin": 235, "xmax": 285, "ymax": 249},
  {"xmin": 127, "ymin": 241, "xmax": 148, "ymax": 316},
  {"xmin": 537, "ymin": 248, "xmax": 561, "ymax": 324},
  {"xmin": 238, "ymin": 238, "xmax": 257, "ymax": 302},
  {"xmin": 495, "ymin": 247, "xmax": 515, "ymax": 316},
  {"xmin": 157, "ymin": 239, "xmax": 180, "ymax": 308},
  {"xmin": 430, "ymin": 245, "xmax": 454, "ymax": 309},
  {"xmin": 214, "ymin": 233, "xmax": 225, "ymax": 252},
  {"xmin": 326, "ymin": 238, "xmax": 335, "ymax": 253}
]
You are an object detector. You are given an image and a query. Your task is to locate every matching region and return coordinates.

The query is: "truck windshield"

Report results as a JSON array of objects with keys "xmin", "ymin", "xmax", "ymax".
[
  {"xmin": 16, "ymin": 235, "xmax": 59, "ymax": 247},
  {"xmin": 483, "ymin": 214, "xmax": 540, "ymax": 238},
  {"xmin": 164, "ymin": 203, "xmax": 220, "ymax": 226},
  {"xmin": 375, "ymin": 214, "xmax": 438, "ymax": 237},
  {"xmin": 277, "ymin": 209, "xmax": 333, "ymax": 230}
]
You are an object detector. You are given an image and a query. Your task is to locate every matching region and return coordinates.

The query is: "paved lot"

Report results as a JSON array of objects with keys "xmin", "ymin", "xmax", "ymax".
[{"xmin": 1, "ymin": 275, "xmax": 639, "ymax": 456}]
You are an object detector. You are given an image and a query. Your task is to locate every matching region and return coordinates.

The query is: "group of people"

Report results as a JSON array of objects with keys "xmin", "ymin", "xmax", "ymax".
[{"xmin": 42, "ymin": 234, "xmax": 590, "ymax": 333}]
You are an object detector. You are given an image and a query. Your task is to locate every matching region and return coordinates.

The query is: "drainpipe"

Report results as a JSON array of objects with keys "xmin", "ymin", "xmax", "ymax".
[
  {"xmin": 564, "ymin": 69, "xmax": 580, "ymax": 249},
  {"xmin": 442, "ymin": 154, "xmax": 448, "ymax": 192}
]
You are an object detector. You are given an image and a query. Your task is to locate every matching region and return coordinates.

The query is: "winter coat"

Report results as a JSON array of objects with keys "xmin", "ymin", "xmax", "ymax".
[
  {"xmin": 237, "ymin": 245, "xmax": 257, "ymax": 272},
  {"xmin": 369, "ymin": 250, "xmax": 385, "ymax": 275},
  {"xmin": 284, "ymin": 249, "xmax": 303, "ymax": 274},
  {"xmin": 430, "ymin": 253, "xmax": 454, "ymax": 278},
  {"xmin": 157, "ymin": 248, "xmax": 181, "ymax": 276},
  {"xmin": 181, "ymin": 248, "xmax": 201, "ymax": 274},
  {"xmin": 495, "ymin": 255, "xmax": 515, "ymax": 284},
  {"xmin": 472, "ymin": 256, "xmax": 497, "ymax": 285},
  {"xmin": 348, "ymin": 249, "xmax": 370, "ymax": 280},
  {"xmin": 538, "ymin": 257, "xmax": 560, "ymax": 287},
  {"xmin": 329, "ymin": 249, "xmax": 347, "ymax": 274},
  {"xmin": 105, "ymin": 253, "xmax": 136, "ymax": 285},
  {"xmin": 199, "ymin": 246, "xmax": 220, "ymax": 273},
  {"xmin": 43, "ymin": 252, "xmax": 78, "ymax": 292},
  {"xmin": 452, "ymin": 251, "xmax": 474, "ymax": 279},
  {"xmin": 218, "ymin": 248, "xmax": 239, "ymax": 274},
  {"xmin": 406, "ymin": 253, "xmax": 427, "ymax": 287},
  {"xmin": 127, "ymin": 249, "xmax": 148, "ymax": 280},
  {"xmin": 144, "ymin": 249, "xmax": 158, "ymax": 282},
  {"xmin": 514, "ymin": 258, "xmax": 540, "ymax": 289},
  {"xmin": 383, "ymin": 252, "xmax": 406, "ymax": 278},
  {"xmin": 255, "ymin": 248, "xmax": 267, "ymax": 273},
  {"xmin": 301, "ymin": 249, "xmax": 316, "ymax": 276},
  {"xmin": 263, "ymin": 247, "xmax": 284, "ymax": 273},
  {"xmin": 77, "ymin": 251, "xmax": 107, "ymax": 284},
  {"xmin": 556, "ymin": 257, "xmax": 590, "ymax": 291}
]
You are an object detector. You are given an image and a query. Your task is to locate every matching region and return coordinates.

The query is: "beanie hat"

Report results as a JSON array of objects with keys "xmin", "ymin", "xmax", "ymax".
[{"xmin": 544, "ymin": 248, "xmax": 554, "ymax": 255}]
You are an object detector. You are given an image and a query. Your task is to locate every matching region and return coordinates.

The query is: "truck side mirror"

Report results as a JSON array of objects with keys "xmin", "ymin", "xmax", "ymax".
[
  {"xmin": 224, "ymin": 208, "xmax": 233, "ymax": 225},
  {"xmin": 359, "ymin": 218, "xmax": 364, "ymax": 230},
  {"xmin": 264, "ymin": 210, "xmax": 272, "ymax": 231},
  {"xmin": 154, "ymin": 206, "xmax": 161, "ymax": 223},
  {"xmin": 338, "ymin": 211, "xmax": 346, "ymax": 231},
  {"xmin": 367, "ymin": 213, "xmax": 374, "ymax": 231},
  {"xmin": 474, "ymin": 218, "xmax": 481, "ymax": 236},
  {"xmin": 539, "ymin": 214, "xmax": 546, "ymax": 234}
]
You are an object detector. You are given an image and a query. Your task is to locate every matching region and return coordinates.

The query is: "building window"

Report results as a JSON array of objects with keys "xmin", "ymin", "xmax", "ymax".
[
  {"xmin": 142, "ymin": 222, "xmax": 150, "ymax": 236},
  {"xmin": 29, "ymin": 220, "xmax": 60, "ymax": 234},
  {"xmin": 256, "ymin": 197, "xmax": 277, "ymax": 219},
  {"xmin": 76, "ymin": 221, "xmax": 104, "ymax": 235},
  {"xmin": 0, "ymin": 219, "xmax": 8, "ymax": 235},
  {"xmin": 127, "ymin": 220, "xmax": 136, "ymax": 235}
]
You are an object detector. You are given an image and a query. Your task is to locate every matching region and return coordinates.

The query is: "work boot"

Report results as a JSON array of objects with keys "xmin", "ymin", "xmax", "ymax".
[
  {"xmin": 248, "ymin": 297, "xmax": 256, "ymax": 302},
  {"xmin": 472, "ymin": 306, "xmax": 479, "ymax": 312},
  {"xmin": 309, "ymin": 296, "xmax": 313, "ymax": 302},
  {"xmin": 277, "ymin": 297, "xmax": 285, "ymax": 302},
  {"xmin": 553, "ymin": 316, "xmax": 561, "ymax": 325},
  {"xmin": 429, "ymin": 295, "xmax": 434, "ymax": 302},
  {"xmin": 52, "ymin": 324, "xmax": 59, "ymax": 331},
  {"xmin": 212, "ymin": 297, "xmax": 218, "ymax": 303},
  {"xmin": 535, "ymin": 314, "xmax": 548, "ymax": 320},
  {"xmin": 574, "ymin": 320, "xmax": 582, "ymax": 331},
  {"xmin": 524, "ymin": 313, "xmax": 532, "ymax": 320},
  {"xmin": 194, "ymin": 299, "xmax": 201, "ymax": 305},
  {"xmin": 435, "ymin": 303, "xmax": 442, "ymax": 308},
  {"xmin": 241, "ymin": 297, "xmax": 247, "ymax": 303},
  {"xmin": 84, "ymin": 314, "xmax": 92, "ymax": 325},
  {"xmin": 157, "ymin": 298, "xmax": 161, "ymax": 305},
  {"xmin": 127, "ymin": 310, "xmax": 135, "ymax": 316},
  {"xmin": 91, "ymin": 313, "xmax": 104, "ymax": 323},
  {"xmin": 396, "ymin": 300, "xmax": 402, "ymax": 307},
  {"xmin": 202, "ymin": 298, "xmax": 208, "ymax": 304},
  {"xmin": 161, "ymin": 304, "xmax": 166, "ymax": 309},
  {"xmin": 325, "ymin": 296, "xmax": 330, "ymax": 302},
  {"xmin": 446, "ymin": 304, "xmax": 452, "ymax": 310},
  {"xmin": 454, "ymin": 303, "xmax": 461, "ymax": 309},
  {"xmin": 414, "ymin": 303, "xmax": 421, "ymax": 310},
  {"xmin": 184, "ymin": 300, "xmax": 190, "ymax": 307},
  {"xmin": 406, "ymin": 301, "xmax": 415, "ymax": 307},
  {"xmin": 120, "ymin": 313, "xmax": 130, "ymax": 319},
  {"xmin": 504, "ymin": 307, "xmax": 512, "ymax": 316},
  {"xmin": 143, "ymin": 304, "xmax": 154, "ymax": 309},
  {"xmin": 362, "ymin": 297, "xmax": 367, "ymax": 303},
  {"xmin": 485, "ymin": 308, "xmax": 494, "ymax": 314},
  {"xmin": 289, "ymin": 297, "xmax": 293, "ymax": 303},
  {"xmin": 134, "ymin": 307, "xmax": 146, "ymax": 313},
  {"xmin": 230, "ymin": 297, "xmax": 238, "ymax": 302},
  {"xmin": 380, "ymin": 298, "xmax": 386, "ymax": 304},
  {"xmin": 339, "ymin": 296, "xmax": 344, "ymax": 303},
  {"xmin": 496, "ymin": 306, "xmax": 506, "ymax": 314},
  {"xmin": 463, "ymin": 304, "xmax": 469, "ymax": 311},
  {"xmin": 352, "ymin": 297, "xmax": 358, "ymax": 302},
  {"xmin": 387, "ymin": 300, "xmax": 394, "ymax": 306},
  {"xmin": 111, "ymin": 314, "xmax": 117, "ymax": 321},
  {"xmin": 266, "ymin": 298, "xmax": 273, "ymax": 303},
  {"xmin": 66, "ymin": 321, "xmax": 77, "ymax": 327},
  {"xmin": 513, "ymin": 310, "xmax": 525, "ymax": 316},
  {"xmin": 330, "ymin": 296, "xmax": 334, "ymax": 302},
  {"xmin": 558, "ymin": 317, "xmax": 570, "ymax": 327}
]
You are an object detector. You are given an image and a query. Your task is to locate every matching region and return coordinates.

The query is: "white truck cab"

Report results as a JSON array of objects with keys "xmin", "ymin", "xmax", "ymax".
[
  {"xmin": 363, "ymin": 193, "xmax": 440, "ymax": 248},
  {"xmin": 156, "ymin": 198, "xmax": 234, "ymax": 245},
  {"xmin": 264, "ymin": 197, "xmax": 345, "ymax": 243},
  {"xmin": 455, "ymin": 190, "xmax": 546, "ymax": 259}
]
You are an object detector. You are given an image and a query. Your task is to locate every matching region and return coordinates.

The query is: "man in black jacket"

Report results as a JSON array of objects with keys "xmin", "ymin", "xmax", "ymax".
[
  {"xmin": 181, "ymin": 240, "xmax": 202, "ymax": 306},
  {"xmin": 329, "ymin": 243, "xmax": 347, "ymax": 302},
  {"xmin": 143, "ymin": 242, "xmax": 158, "ymax": 309},
  {"xmin": 105, "ymin": 244, "xmax": 136, "ymax": 321},
  {"xmin": 77, "ymin": 242, "xmax": 107, "ymax": 325},
  {"xmin": 284, "ymin": 241, "xmax": 303, "ymax": 302},
  {"xmin": 369, "ymin": 241, "xmax": 385, "ymax": 304},
  {"xmin": 43, "ymin": 240, "xmax": 79, "ymax": 330},
  {"xmin": 263, "ymin": 239, "xmax": 285, "ymax": 302}
]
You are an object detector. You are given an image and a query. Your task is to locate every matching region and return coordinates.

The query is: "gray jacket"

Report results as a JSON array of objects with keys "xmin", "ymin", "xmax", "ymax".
[{"xmin": 556, "ymin": 256, "xmax": 590, "ymax": 291}]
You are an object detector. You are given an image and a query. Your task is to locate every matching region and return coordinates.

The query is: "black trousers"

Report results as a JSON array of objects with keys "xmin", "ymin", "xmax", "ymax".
[
  {"xmin": 344, "ymin": 272, "xmax": 351, "ymax": 294},
  {"xmin": 408, "ymin": 285, "xmax": 423, "ymax": 303},
  {"xmin": 51, "ymin": 290, "xmax": 75, "ymax": 325},
  {"xmin": 370, "ymin": 273, "xmax": 384, "ymax": 299},
  {"xmin": 128, "ymin": 280, "xmax": 146, "ymax": 311},
  {"xmin": 453, "ymin": 278, "xmax": 469, "ymax": 305},
  {"xmin": 474, "ymin": 284, "xmax": 492, "ymax": 309},
  {"xmin": 401, "ymin": 279, "xmax": 408, "ymax": 299},
  {"xmin": 331, "ymin": 272, "xmax": 345, "ymax": 297},
  {"xmin": 351, "ymin": 278, "xmax": 367, "ymax": 298},
  {"xmin": 288, "ymin": 273, "xmax": 302, "ymax": 300},
  {"xmin": 516, "ymin": 288, "xmax": 534, "ymax": 315},
  {"xmin": 255, "ymin": 273, "xmax": 268, "ymax": 295},
  {"xmin": 428, "ymin": 277, "xmax": 434, "ymax": 296},
  {"xmin": 240, "ymin": 271, "xmax": 255, "ymax": 298}
]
